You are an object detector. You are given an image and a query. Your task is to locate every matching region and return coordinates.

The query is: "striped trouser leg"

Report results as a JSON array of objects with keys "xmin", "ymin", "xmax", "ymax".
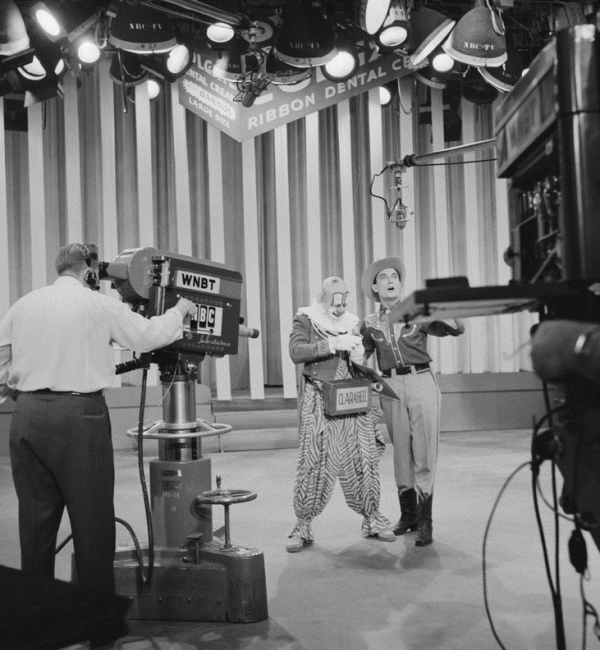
[
  {"xmin": 337, "ymin": 410, "xmax": 393, "ymax": 537},
  {"xmin": 289, "ymin": 382, "xmax": 341, "ymax": 541}
]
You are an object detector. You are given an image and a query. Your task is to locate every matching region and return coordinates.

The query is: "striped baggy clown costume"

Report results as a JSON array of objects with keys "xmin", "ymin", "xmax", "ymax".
[{"xmin": 286, "ymin": 277, "xmax": 394, "ymax": 552}]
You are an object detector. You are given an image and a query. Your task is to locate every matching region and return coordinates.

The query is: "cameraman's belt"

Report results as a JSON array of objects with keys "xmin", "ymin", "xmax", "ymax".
[{"xmin": 382, "ymin": 363, "xmax": 429, "ymax": 377}]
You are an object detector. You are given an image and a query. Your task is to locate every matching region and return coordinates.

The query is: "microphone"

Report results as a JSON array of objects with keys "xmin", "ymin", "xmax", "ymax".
[
  {"xmin": 239, "ymin": 325, "xmax": 260, "ymax": 339},
  {"xmin": 241, "ymin": 73, "xmax": 270, "ymax": 108},
  {"xmin": 389, "ymin": 201, "xmax": 410, "ymax": 229}
]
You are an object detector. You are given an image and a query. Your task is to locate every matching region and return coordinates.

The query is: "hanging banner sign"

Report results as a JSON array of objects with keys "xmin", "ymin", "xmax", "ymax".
[{"xmin": 178, "ymin": 40, "xmax": 423, "ymax": 142}]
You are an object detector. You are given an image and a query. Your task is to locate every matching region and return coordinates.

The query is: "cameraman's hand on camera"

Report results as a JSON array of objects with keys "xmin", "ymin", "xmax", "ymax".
[
  {"xmin": 329, "ymin": 333, "xmax": 363, "ymax": 354},
  {"xmin": 174, "ymin": 298, "xmax": 197, "ymax": 320},
  {"xmin": 531, "ymin": 320, "xmax": 600, "ymax": 384}
]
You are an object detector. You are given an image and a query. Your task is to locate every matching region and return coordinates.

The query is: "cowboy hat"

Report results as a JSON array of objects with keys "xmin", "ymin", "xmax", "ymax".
[{"xmin": 361, "ymin": 256, "xmax": 406, "ymax": 302}]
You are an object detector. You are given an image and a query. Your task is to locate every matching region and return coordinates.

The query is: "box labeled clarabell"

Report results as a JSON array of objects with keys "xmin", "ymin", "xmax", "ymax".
[{"xmin": 322, "ymin": 379, "xmax": 372, "ymax": 416}]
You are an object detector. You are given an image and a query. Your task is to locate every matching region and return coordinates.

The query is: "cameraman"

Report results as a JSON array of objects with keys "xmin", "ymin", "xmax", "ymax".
[
  {"xmin": 531, "ymin": 320, "xmax": 600, "ymax": 384},
  {"xmin": 0, "ymin": 243, "xmax": 196, "ymax": 604}
]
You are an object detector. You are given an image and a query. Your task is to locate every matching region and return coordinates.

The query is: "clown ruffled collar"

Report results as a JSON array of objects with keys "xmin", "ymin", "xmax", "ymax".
[{"xmin": 297, "ymin": 302, "xmax": 359, "ymax": 337}]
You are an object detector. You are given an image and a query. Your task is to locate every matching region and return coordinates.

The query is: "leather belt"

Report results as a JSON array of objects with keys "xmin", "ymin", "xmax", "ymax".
[
  {"xmin": 29, "ymin": 389, "xmax": 104, "ymax": 397},
  {"xmin": 381, "ymin": 363, "xmax": 430, "ymax": 378}
]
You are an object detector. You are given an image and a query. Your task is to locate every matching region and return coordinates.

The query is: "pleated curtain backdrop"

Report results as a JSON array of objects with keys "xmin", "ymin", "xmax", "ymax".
[{"xmin": 0, "ymin": 63, "xmax": 536, "ymax": 400}]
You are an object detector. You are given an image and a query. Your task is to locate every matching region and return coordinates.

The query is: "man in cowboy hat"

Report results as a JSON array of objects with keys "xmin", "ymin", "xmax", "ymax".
[{"xmin": 359, "ymin": 257, "xmax": 464, "ymax": 546}]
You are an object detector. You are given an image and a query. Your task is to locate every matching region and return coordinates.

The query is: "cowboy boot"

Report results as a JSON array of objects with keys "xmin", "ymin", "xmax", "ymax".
[
  {"xmin": 392, "ymin": 488, "xmax": 419, "ymax": 535},
  {"xmin": 415, "ymin": 493, "xmax": 433, "ymax": 547}
]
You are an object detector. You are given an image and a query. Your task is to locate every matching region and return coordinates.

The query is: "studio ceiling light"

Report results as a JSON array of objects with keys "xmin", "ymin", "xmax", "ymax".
[
  {"xmin": 408, "ymin": 6, "xmax": 455, "ymax": 67},
  {"xmin": 322, "ymin": 30, "xmax": 359, "ymax": 82},
  {"xmin": 0, "ymin": 0, "xmax": 30, "ymax": 55},
  {"xmin": 273, "ymin": 3, "xmax": 337, "ymax": 68},
  {"xmin": 430, "ymin": 47, "xmax": 455, "ymax": 74},
  {"xmin": 358, "ymin": 0, "xmax": 392, "ymax": 36},
  {"xmin": 2, "ymin": 52, "xmax": 61, "ymax": 106},
  {"xmin": 17, "ymin": 56, "xmax": 47, "ymax": 81},
  {"xmin": 31, "ymin": 0, "xmax": 100, "ymax": 44},
  {"xmin": 73, "ymin": 36, "xmax": 102, "ymax": 68},
  {"xmin": 15, "ymin": 28, "xmax": 66, "ymax": 81},
  {"xmin": 375, "ymin": 0, "xmax": 411, "ymax": 51},
  {"xmin": 140, "ymin": 42, "xmax": 193, "ymax": 82},
  {"xmin": 147, "ymin": 77, "xmax": 161, "ymax": 100},
  {"xmin": 379, "ymin": 80, "xmax": 396, "ymax": 106},
  {"xmin": 206, "ymin": 22, "xmax": 235, "ymax": 47},
  {"xmin": 443, "ymin": 0, "xmax": 507, "ymax": 68},
  {"xmin": 109, "ymin": 4, "xmax": 177, "ymax": 54}
]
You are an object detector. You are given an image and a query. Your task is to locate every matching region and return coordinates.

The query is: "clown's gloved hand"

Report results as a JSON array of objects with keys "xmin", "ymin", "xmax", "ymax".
[{"xmin": 329, "ymin": 334, "xmax": 362, "ymax": 354}]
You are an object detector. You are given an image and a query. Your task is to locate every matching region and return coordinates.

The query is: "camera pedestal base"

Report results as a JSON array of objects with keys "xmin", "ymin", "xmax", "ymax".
[{"xmin": 112, "ymin": 543, "xmax": 268, "ymax": 623}]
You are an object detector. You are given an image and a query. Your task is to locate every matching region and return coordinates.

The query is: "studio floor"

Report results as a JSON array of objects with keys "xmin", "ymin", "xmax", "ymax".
[{"xmin": 2, "ymin": 428, "xmax": 600, "ymax": 650}]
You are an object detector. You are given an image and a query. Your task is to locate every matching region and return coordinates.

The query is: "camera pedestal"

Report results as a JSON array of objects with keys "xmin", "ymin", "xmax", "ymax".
[
  {"xmin": 107, "ymin": 374, "xmax": 268, "ymax": 622},
  {"xmin": 113, "ymin": 541, "xmax": 268, "ymax": 623}
]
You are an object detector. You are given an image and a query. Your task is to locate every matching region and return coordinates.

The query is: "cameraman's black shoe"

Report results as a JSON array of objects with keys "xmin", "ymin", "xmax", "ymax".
[
  {"xmin": 393, "ymin": 488, "xmax": 419, "ymax": 535},
  {"xmin": 415, "ymin": 494, "xmax": 433, "ymax": 547}
]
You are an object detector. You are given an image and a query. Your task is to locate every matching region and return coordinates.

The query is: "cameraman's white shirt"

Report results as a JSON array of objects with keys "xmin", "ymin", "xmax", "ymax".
[{"xmin": 0, "ymin": 276, "xmax": 183, "ymax": 400}]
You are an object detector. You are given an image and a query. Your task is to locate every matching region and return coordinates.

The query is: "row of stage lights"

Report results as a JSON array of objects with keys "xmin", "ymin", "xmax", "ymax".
[
  {"xmin": 201, "ymin": 0, "xmax": 523, "ymax": 108},
  {"xmin": 0, "ymin": 0, "xmax": 197, "ymax": 106},
  {"xmin": 0, "ymin": 0, "xmax": 591, "ymax": 111}
]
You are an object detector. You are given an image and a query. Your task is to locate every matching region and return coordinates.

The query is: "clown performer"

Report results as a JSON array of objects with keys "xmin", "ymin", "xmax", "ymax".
[
  {"xmin": 286, "ymin": 277, "xmax": 395, "ymax": 553},
  {"xmin": 360, "ymin": 257, "xmax": 465, "ymax": 547}
]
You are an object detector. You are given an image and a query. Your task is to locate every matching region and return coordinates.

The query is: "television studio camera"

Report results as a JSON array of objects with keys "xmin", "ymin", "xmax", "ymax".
[{"xmin": 95, "ymin": 247, "xmax": 267, "ymax": 623}]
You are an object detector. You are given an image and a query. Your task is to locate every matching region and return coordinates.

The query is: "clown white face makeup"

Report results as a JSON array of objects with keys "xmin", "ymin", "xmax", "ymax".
[
  {"xmin": 373, "ymin": 267, "xmax": 401, "ymax": 304},
  {"xmin": 321, "ymin": 278, "xmax": 349, "ymax": 321},
  {"xmin": 328, "ymin": 291, "xmax": 349, "ymax": 320}
]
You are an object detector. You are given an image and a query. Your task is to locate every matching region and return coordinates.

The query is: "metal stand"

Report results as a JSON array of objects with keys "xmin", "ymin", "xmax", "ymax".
[
  {"xmin": 112, "ymin": 374, "xmax": 268, "ymax": 623},
  {"xmin": 195, "ymin": 474, "xmax": 258, "ymax": 549}
]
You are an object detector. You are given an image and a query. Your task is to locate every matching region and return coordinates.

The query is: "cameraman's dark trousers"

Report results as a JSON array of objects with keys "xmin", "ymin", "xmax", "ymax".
[{"xmin": 9, "ymin": 391, "xmax": 116, "ymax": 595}]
